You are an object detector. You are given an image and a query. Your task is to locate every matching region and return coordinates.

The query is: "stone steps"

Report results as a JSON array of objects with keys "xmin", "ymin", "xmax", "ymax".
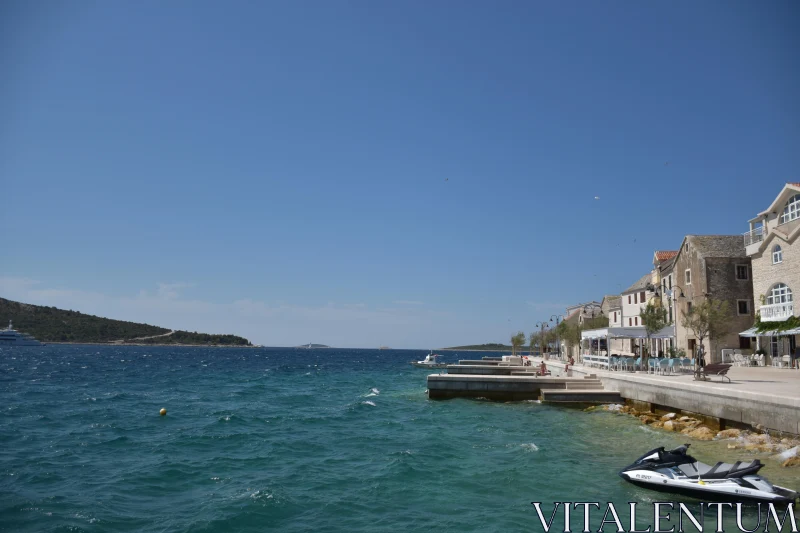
[{"xmin": 565, "ymin": 380, "xmax": 604, "ymax": 390}]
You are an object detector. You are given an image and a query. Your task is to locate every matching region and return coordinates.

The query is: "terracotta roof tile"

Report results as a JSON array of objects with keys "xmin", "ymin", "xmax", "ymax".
[{"xmin": 655, "ymin": 250, "xmax": 678, "ymax": 262}]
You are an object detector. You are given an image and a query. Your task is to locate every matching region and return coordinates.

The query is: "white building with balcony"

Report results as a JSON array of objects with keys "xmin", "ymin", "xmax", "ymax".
[{"xmin": 741, "ymin": 182, "xmax": 800, "ymax": 360}]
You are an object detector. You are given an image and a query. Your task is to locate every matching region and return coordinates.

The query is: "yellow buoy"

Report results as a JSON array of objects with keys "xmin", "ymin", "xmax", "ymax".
[{"xmin": 159, "ymin": 408, "xmax": 167, "ymax": 416}]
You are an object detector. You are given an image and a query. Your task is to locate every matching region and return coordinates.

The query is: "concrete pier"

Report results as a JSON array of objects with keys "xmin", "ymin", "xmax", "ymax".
[{"xmin": 427, "ymin": 374, "xmax": 613, "ymax": 402}]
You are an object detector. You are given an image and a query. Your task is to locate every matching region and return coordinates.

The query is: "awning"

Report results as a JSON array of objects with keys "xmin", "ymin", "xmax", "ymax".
[
  {"xmin": 651, "ymin": 325, "xmax": 676, "ymax": 339},
  {"xmin": 739, "ymin": 326, "xmax": 800, "ymax": 337},
  {"xmin": 581, "ymin": 326, "xmax": 649, "ymax": 340}
]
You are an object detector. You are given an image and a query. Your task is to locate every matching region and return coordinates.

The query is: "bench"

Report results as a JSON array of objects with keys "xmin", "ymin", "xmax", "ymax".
[{"xmin": 698, "ymin": 363, "xmax": 732, "ymax": 383}]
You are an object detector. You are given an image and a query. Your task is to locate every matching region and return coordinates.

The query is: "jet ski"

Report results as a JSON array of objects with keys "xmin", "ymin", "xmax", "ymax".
[{"xmin": 620, "ymin": 444, "xmax": 798, "ymax": 503}]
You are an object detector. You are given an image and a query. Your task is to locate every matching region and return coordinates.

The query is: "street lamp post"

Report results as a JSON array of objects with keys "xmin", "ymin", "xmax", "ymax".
[
  {"xmin": 535, "ymin": 321, "xmax": 549, "ymax": 360},
  {"xmin": 550, "ymin": 314, "xmax": 565, "ymax": 360}
]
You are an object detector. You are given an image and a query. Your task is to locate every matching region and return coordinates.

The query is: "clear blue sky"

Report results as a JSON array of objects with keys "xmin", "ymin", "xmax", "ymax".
[{"xmin": 1, "ymin": 1, "xmax": 798, "ymax": 348}]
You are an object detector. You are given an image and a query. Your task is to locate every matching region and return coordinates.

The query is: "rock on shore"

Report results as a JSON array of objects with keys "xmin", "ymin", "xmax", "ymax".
[{"xmin": 594, "ymin": 404, "xmax": 800, "ymax": 467}]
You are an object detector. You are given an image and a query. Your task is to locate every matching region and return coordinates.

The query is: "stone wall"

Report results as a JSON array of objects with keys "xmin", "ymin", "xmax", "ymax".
[
  {"xmin": 751, "ymin": 233, "xmax": 800, "ymax": 319},
  {"xmin": 705, "ymin": 257, "xmax": 754, "ymax": 357},
  {"xmin": 674, "ymin": 240, "xmax": 710, "ymax": 358},
  {"xmin": 674, "ymin": 241, "xmax": 753, "ymax": 363}
]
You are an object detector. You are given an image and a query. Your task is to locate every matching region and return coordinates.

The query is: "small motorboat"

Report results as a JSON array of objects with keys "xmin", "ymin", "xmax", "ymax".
[
  {"xmin": 411, "ymin": 351, "xmax": 447, "ymax": 368},
  {"xmin": 619, "ymin": 444, "xmax": 798, "ymax": 503}
]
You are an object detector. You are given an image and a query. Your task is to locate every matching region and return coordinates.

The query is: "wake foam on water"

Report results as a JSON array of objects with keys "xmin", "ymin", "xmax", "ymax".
[
  {"xmin": 362, "ymin": 401, "xmax": 376, "ymax": 407},
  {"xmin": 519, "ymin": 443, "xmax": 539, "ymax": 452}
]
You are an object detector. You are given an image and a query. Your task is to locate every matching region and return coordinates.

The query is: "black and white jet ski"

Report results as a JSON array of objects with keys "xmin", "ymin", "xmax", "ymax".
[{"xmin": 620, "ymin": 444, "xmax": 798, "ymax": 503}]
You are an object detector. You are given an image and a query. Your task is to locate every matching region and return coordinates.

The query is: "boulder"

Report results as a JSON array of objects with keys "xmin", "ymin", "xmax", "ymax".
[
  {"xmin": 716, "ymin": 429, "xmax": 741, "ymax": 440},
  {"xmin": 663, "ymin": 420, "xmax": 675, "ymax": 432},
  {"xmin": 687, "ymin": 427, "xmax": 715, "ymax": 441},
  {"xmin": 727, "ymin": 443, "xmax": 739, "ymax": 449},
  {"xmin": 747, "ymin": 434, "xmax": 769, "ymax": 445},
  {"xmin": 678, "ymin": 416, "xmax": 692, "ymax": 422},
  {"xmin": 781, "ymin": 457, "xmax": 800, "ymax": 468},
  {"xmin": 660, "ymin": 413, "xmax": 677, "ymax": 422},
  {"xmin": 744, "ymin": 443, "xmax": 772, "ymax": 453},
  {"xmin": 639, "ymin": 415, "xmax": 657, "ymax": 425}
]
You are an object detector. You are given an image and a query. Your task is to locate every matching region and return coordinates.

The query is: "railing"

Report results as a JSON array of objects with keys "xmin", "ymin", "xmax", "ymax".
[
  {"xmin": 760, "ymin": 302, "xmax": 795, "ymax": 322},
  {"xmin": 743, "ymin": 227, "xmax": 764, "ymax": 247}
]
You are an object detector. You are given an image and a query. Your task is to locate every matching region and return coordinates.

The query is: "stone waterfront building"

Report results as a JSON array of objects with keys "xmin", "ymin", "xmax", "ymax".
[
  {"xmin": 672, "ymin": 235, "xmax": 754, "ymax": 363},
  {"xmin": 743, "ymin": 182, "xmax": 800, "ymax": 359}
]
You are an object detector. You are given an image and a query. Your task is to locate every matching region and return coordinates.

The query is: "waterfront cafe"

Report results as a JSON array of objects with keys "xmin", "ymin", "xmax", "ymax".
[
  {"xmin": 581, "ymin": 325, "xmax": 676, "ymax": 370},
  {"xmin": 738, "ymin": 326, "xmax": 800, "ymax": 368}
]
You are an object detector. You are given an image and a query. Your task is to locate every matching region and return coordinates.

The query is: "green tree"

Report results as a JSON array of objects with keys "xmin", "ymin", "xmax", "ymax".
[
  {"xmin": 529, "ymin": 332, "xmax": 538, "ymax": 356},
  {"xmin": 510, "ymin": 331, "xmax": 526, "ymax": 357},
  {"xmin": 680, "ymin": 299, "xmax": 732, "ymax": 378},
  {"xmin": 640, "ymin": 302, "xmax": 669, "ymax": 370}
]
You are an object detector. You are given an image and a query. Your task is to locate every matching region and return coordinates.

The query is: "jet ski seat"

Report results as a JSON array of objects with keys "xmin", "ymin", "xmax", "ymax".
[{"xmin": 678, "ymin": 459, "xmax": 762, "ymax": 479}]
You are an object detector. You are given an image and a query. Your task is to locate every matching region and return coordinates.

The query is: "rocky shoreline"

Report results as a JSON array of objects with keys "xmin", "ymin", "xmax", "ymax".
[{"xmin": 592, "ymin": 404, "xmax": 800, "ymax": 468}]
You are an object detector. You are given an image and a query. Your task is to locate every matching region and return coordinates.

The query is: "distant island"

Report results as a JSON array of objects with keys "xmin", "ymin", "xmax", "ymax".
[
  {"xmin": 441, "ymin": 343, "xmax": 514, "ymax": 351},
  {"xmin": 0, "ymin": 297, "xmax": 252, "ymax": 346},
  {"xmin": 295, "ymin": 343, "xmax": 331, "ymax": 349}
]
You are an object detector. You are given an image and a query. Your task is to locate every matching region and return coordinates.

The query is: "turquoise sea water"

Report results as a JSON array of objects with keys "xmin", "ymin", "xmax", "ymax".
[{"xmin": 1, "ymin": 346, "xmax": 797, "ymax": 532}]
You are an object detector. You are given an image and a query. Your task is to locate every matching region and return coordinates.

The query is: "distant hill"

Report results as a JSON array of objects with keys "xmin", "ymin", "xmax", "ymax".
[
  {"xmin": 441, "ymin": 343, "xmax": 514, "ymax": 351},
  {"xmin": 0, "ymin": 297, "xmax": 252, "ymax": 346}
]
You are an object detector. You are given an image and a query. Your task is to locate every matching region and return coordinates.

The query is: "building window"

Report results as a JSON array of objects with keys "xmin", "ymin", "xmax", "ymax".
[
  {"xmin": 687, "ymin": 302, "xmax": 693, "ymax": 313},
  {"xmin": 613, "ymin": 311, "xmax": 617, "ymax": 322},
  {"xmin": 635, "ymin": 317, "xmax": 639, "ymax": 326},
  {"xmin": 773, "ymin": 245, "xmax": 783, "ymax": 264},
  {"xmin": 628, "ymin": 295, "xmax": 631, "ymax": 304},
  {"xmin": 766, "ymin": 283, "xmax": 793, "ymax": 305},
  {"xmin": 633, "ymin": 293, "xmax": 638, "ymax": 304},
  {"xmin": 735, "ymin": 264, "xmax": 749, "ymax": 280},
  {"xmin": 628, "ymin": 318, "xmax": 632, "ymax": 326},
  {"xmin": 668, "ymin": 275, "xmax": 672, "ymax": 289},
  {"xmin": 737, "ymin": 300, "xmax": 750, "ymax": 315},
  {"xmin": 685, "ymin": 269, "xmax": 691, "ymax": 285},
  {"xmin": 780, "ymin": 194, "xmax": 800, "ymax": 224},
  {"xmin": 639, "ymin": 291, "xmax": 646, "ymax": 303}
]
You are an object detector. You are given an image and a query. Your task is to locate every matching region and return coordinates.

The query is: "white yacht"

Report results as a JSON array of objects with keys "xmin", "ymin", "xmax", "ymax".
[{"xmin": 0, "ymin": 320, "xmax": 44, "ymax": 346}]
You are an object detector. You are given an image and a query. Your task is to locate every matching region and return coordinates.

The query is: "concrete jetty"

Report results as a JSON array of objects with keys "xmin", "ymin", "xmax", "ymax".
[
  {"xmin": 428, "ymin": 363, "xmax": 621, "ymax": 403},
  {"xmin": 426, "ymin": 357, "xmax": 800, "ymax": 436}
]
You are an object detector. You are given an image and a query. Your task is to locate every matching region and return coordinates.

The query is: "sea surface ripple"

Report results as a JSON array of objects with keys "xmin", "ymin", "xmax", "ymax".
[{"xmin": 0, "ymin": 346, "xmax": 795, "ymax": 532}]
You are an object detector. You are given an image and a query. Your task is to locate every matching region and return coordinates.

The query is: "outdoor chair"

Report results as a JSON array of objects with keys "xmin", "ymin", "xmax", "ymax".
[
  {"xmin": 647, "ymin": 359, "xmax": 656, "ymax": 374},
  {"xmin": 657, "ymin": 359, "xmax": 669, "ymax": 375},
  {"xmin": 667, "ymin": 358, "xmax": 678, "ymax": 374},
  {"xmin": 680, "ymin": 358, "xmax": 692, "ymax": 373},
  {"xmin": 633, "ymin": 357, "xmax": 642, "ymax": 371},
  {"xmin": 754, "ymin": 354, "xmax": 764, "ymax": 367}
]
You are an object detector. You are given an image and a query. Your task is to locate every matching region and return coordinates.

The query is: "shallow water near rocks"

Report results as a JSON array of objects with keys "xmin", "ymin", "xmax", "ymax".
[{"xmin": 1, "ymin": 346, "xmax": 797, "ymax": 531}]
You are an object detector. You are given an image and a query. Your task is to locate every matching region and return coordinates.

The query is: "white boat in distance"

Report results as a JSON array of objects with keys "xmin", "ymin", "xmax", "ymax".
[
  {"xmin": 0, "ymin": 320, "xmax": 44, "ymax": 346},
  {"xmin": 410, "ymin": 351, "xmax": 447, "ymax": 368}
]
